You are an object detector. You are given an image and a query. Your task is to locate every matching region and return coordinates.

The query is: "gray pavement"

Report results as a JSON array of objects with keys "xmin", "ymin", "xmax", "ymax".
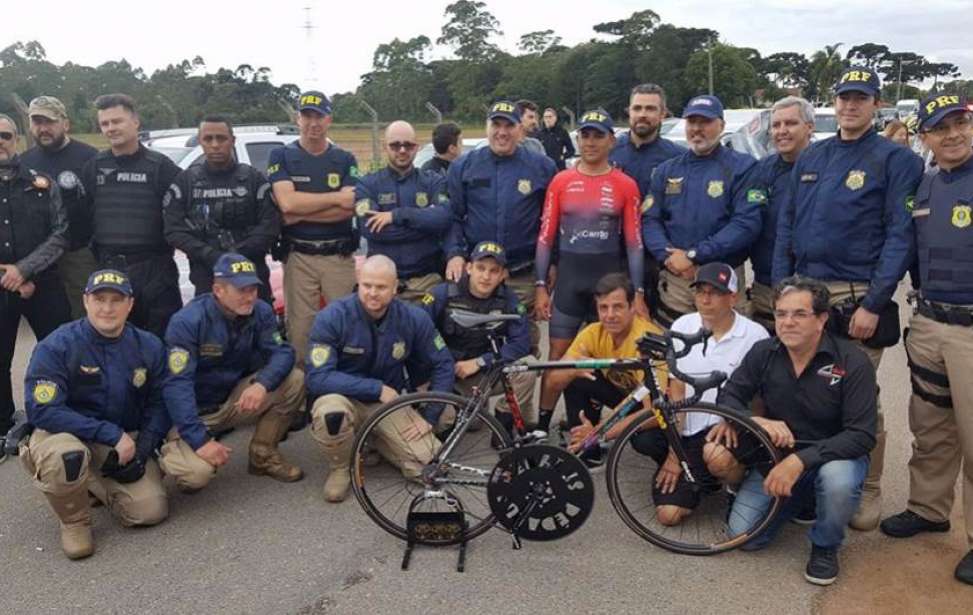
[{"xmin": 0, "ymin": 289, "xmax": 962, "ymax": 614}]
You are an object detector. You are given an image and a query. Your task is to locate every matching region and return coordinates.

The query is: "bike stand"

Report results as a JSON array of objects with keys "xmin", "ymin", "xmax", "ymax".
[{"xmin": 401, "ymin": 509, "xmax": 469, "ymax": 572}]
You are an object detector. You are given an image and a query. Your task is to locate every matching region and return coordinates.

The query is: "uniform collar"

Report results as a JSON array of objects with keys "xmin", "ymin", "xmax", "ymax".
[
  {"xmin": 384, "ymin": 165, "xmax": 416, "ymax": 182},
  {"xmin": 203, "ymin": 160, "xmax": 239, "ymax": 176},
  {"xmin": 202, "ymin": 293, "xmax": 253, "ymax": 326},
  {"xmin": 836, "ymin": 127, "xmax": 877, "ymax": 147},
  {"xmin": 109, "ymin": 142, "xmax": 148, "ymax": 164},
  {"xmin": 688, "ymin": 142, "xmax": 723, "ymax": 161},
  {"xmin": 939, "ymin": 153, "xmax": 973, "ymax": 182},
  {"xmin": 621, "ymin": 131, "xmax": 661, "ymax": 151},
  {"xmin": 81, "ymin": 318, "xmax": 128, "ymax": 345}
]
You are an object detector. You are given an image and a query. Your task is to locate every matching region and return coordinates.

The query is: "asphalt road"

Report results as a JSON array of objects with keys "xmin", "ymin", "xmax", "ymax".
[{"xmin": 2, "ymin": 286, "xmax": 970, "ymax": 614}]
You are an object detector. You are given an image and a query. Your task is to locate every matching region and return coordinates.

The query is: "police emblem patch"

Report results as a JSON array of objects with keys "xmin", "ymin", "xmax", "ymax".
[
  {"xmin": 392, "ymin": 341, "xmax": 406, "ymax": 360},
  {"xmin": 845, "ymin": 170, "xmax": 866, "ymax": 191},
  {"xmin": 33, "ymin": 381, "xmax": 57, "ymax": 404},
  {"xmin": 355, "ymin": 200, "xmax": 371, "ymax": 216},
  {"xmin": 327, "ymin": 173, "xmax": 341, "ymax": 189},
  {"xmin": 665, "ymin": 177, "xmax": 683, "ymax": 195},
  {"xmin": 518, "ymin": 179, "xmax": 532, "ymax": 195},
  {"xmin": 707, "ymin": 180, "xmax": 724, "ymax": 198},
  {"xmin": 233, "ymin": 186, "xmax": 248, "ymax": 197},
  {"xmin": 952, "ymin": 204, "xmax": 972, "ymax": 229},
  {"xmin": 415, "ymin": 192, "xmax": 429, "ymax": 207},
  {"xmin": 168, "ymin": 348, "xmax": 190, "ymax": 375},
  {"xmin": 310, "ymin": 344, "xmax": 330, "ymax": 368},
  {"xmin": 641, "ymin": 195, "xmax": 654, "ymax": 213},
  {"xmin": 57, "ymin": 170, "xmax": 79, "ymax": 190},
  {"xmin": 421, "ymin": 293, "xmax": 435, "ymax": 305},
  {"xmin": 132, "ymin": 368, "xmax": 147, "ymax": 388}
]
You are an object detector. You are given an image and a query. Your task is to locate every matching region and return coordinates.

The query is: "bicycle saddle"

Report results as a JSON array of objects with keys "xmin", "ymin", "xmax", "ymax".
[{"xmin": 448, "ymin": 309, "xmax": 521, "ymax": 329}]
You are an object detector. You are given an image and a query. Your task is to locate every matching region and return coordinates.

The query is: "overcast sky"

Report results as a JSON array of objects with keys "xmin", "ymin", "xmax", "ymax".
[{"xmin": 5, "ymin": 0, "xmax": 971, "ymax": 95}]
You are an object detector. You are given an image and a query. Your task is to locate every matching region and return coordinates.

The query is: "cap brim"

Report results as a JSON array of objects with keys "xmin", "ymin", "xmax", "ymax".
[
  {"xmin": 578, "ymin": 122, "xmax": 611, "ymax": 133},
  {"xmin": 921, "ymin": 107, "xmax": 967, "ymax": 131},
  {"xmin": 488, "ymin": 112, "xmax": 520, "ymax": 124},
  {"xmin": 298, "ymin": 105, "xmax": 331, "ymax": 115},
  {"xmin": 470, "ymin": 254, "xmax": 506, "ymax": 266},
  {"xmin": 28, "ymin": 109, "xmax": 63, "ymax": 120},
  {"xmin": 834, "ymin": 84, "xmax": 878, "ymax": 96},
  {"xmin": 86, "ymin": 285, "xmax": 132, "ymax": 296},
  {"xmin": 682, "ymin": 110, "xmax": 722, "ymax": 120},
  {"xmin": 226, "ymin": 276, "xmax": 263, "ymax": 288}
]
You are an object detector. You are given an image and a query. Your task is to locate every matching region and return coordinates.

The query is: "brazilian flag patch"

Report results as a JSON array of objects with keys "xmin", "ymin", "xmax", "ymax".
[
  {"xmin": 905, "ymin": 195, "xmax": 915, "ymax": 213},
  {"xmin": 516, "ymin": 303, "xmax": 527, "ymax": 315},
  {"xmin": 747, "ymin": 189, "xmax": 768, "ymax": 205},
  {"xmin": 433, "ymin": 334, "xmax": 446, "ymax": 351}
]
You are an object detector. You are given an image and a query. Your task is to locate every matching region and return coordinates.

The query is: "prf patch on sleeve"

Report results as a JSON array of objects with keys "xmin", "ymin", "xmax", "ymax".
[
  {"xmin": 32, "ymin": 380, "xmax": 57, "ymax": 404},
  {"xmin": 272, "ymin": 331, "xmax": 284, "ymax": 345},
  {"xmin": 420, "ymin": 293, "xmax": 435, "ymax": 305},
  {"xmin": 168, "ymin": 348, "xmax": 190, "ymax": 375},
  {"xmin": 310, "ymin": 344, "xmax": 331, "ymax": 368}
]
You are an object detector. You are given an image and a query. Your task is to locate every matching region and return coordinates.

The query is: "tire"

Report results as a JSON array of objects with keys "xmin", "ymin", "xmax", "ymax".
[
  {"xmin": 350, "ymin": 391, "xmax": 512, "ymax": 545},
  {"xmin": 605, "ymin": 402, "xmax": 782, "ymax": 555}
]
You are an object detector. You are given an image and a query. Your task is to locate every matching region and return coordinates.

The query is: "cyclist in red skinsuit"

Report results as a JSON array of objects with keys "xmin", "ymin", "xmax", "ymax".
[{"xmin": 535, "ymin": 109, "xmax": 648, "ymax": 361}]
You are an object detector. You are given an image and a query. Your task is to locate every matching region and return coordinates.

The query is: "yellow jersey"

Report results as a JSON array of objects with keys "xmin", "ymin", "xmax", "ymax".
[{"xmin": 565, "ymin": 314, "xmax": 668, "ymax": 392}]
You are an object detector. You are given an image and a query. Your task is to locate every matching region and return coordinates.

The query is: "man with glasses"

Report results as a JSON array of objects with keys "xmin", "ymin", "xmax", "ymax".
[
  {"xmin": 21, "ymin": 96, "xmax": 98, "ymax": 319},
  {"xmin": 773, "ymin": 68, "xmax": 925, "ymax": 531},
  {"xmin": 879, "ymin": 95, "xmax": 973, "ymax": 586},
  {"xmin": 354, "ymin": 120, "xmax": 450, "ymax": 302},
  {"xmin": 720, "ymin": 276, "xmax": 876, "ymax": 585},
  {"xmin": 0, "ymin": 113, "xmax": 70, "ymax": 446},
  {"xmin": 269, "ymin": 91, "xmax": 359, "ymax": 365}
]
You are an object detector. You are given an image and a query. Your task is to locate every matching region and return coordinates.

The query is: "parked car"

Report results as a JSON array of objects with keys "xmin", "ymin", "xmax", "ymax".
[{"xmin": 726, "ymin": 107, "xmax": 837, "ymax": 160}]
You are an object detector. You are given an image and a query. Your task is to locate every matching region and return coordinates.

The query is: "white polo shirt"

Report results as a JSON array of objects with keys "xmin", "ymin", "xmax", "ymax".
[{"xmin": 671, "ymin": 311, "xmax": 769, "ymax": 436}]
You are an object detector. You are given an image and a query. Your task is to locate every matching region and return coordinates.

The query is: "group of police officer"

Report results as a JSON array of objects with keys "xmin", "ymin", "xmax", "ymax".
[{"xmin": 1, "ymin": 66, "xmax": 972, "ymax": 584}]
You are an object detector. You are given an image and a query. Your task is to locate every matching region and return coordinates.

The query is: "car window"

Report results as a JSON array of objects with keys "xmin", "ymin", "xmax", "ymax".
[
  {"xmin": 245, "ymin": 142, "xmax": 283, "ymax": 172},
  {"xmin": 814, "ymin": 114, "xmax": 838, "ymax": 133}
]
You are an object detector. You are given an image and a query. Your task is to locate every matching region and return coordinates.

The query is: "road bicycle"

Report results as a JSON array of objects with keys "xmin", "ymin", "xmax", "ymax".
[{"xmin": 350, "ymin": 310, "xmax": 782, "ymax": 555}]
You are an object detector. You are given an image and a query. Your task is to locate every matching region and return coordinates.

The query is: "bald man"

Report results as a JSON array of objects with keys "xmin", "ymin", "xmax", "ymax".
[
  {"xmin": 354, "ymin": 120, "xmax": 451, "ymax": 302},
  {"xmin": 304, "ymin": 255, "xmax": 455, "ymax": 501}
]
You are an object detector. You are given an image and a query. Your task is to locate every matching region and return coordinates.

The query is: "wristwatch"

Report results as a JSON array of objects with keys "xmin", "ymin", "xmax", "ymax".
[
  {"xmin": 476, "ymin": 357, "xmax": 487, "ymax": 368},
  {"xmin": 686, "ymin": 249, "xmax": 698, "ymax": 263}
]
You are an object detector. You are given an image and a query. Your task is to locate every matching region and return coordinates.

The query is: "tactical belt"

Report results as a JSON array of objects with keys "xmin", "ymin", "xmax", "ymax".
[
  {"xmin": 288, "ymin": 237, "xmax": 356, "ymax": 256},
  {"xmin": 917, "ymin": 297, "xmax": 973, "ymax": 327},
  {"xmin": 97, "ymin": 248, "xmax": 171, "ymax": 268}
]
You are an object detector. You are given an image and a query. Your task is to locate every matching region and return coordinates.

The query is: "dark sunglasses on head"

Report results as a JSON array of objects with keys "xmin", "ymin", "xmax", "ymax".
[
  {"xmin": 0, "ymin": 131, "xmax": 14, "ymax": 141},
  {"xmin": 388, "ymin": 141, "xmax": 417, "ymax": 151}
]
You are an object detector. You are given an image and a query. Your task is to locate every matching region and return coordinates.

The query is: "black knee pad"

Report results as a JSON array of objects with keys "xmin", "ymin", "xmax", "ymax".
[
  {"xmin": 324, "ymin": 412, "xmax": 345, "ymax": 436},
  {"xmin": 62, "ymin": 451, "xmax": 86, "ymax": 482}
]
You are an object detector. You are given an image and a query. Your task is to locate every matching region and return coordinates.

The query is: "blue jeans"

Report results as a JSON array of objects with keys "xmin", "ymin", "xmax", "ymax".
[{"xmin": 729, "ymin": 456, "xmax": 868, "ymax": 550}]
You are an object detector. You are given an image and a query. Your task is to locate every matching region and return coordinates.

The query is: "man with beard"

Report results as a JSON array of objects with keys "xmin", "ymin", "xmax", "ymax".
[
  {"xmin": 21, "ymin": 96, "xmax": 98, "ymax": 319},
  {"xmin": 515, "ymin": 99, "xmax": 546, "ymax": 156},
  {"xmin": 643, "ymin": 95, "xmax": 760, "ymax": 326}
]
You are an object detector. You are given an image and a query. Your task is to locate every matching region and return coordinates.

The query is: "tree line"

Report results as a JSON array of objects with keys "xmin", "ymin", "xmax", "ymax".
[{"xmin": 2, "ymin": 3, "xmax": 971, "ymax": 131}]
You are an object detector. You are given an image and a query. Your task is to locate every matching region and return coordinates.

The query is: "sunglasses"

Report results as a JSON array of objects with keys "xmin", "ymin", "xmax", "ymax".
[
  {"xmin": 0, "ymin": 131, "xmax": 15, "ymax": 141},
  {"xmin": 387, "ymin": 141, "xmax": 417, "ymax": 151}
]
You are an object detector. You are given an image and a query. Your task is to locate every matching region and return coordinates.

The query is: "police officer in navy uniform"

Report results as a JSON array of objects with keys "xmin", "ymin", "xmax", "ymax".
[
  {"xmin": 879, "ymin": 95, "xmax": 973, "ymax": 585},
  {"xmin": 773, "ymin": 68, "xmax": 925, "ymax": 531},
  {"xmin": 355, "ymin": 120, "xmax": 451, "ymax": 302},
  {"xmin": 21, "ymin": 96, "xmax": 99, "ymax": 319},
  {"xmin": 643, "ymin": 94, "xmax": 760, "ymax": 326},
  {"xmin": 159, "ymin": 254, "xmax": 304, "ymax": 492},
  {"xmin": 268, "ymin": 91, "xmax": 359, "ymax": 366},
  {"xmin": 305, "ymin": 255, "xmax": 454, "ymax": 502},
  {"xmin": 0, "ymin": 112, "xmax": 71, "ymax": 440},
  {"xmin": 81, "ymin": 94, "xmax": 182, "ymax": 338},
  {"xmin": 164, "ymin": 116, "xmax": 279, "ymax": 303},
  {"xmin": 420, "ymin": 241, "xmax": 535, "ymax": 436},
  {"xmin": 746, "ymin": 96, "xmax": 816, "ymax": 332},
  {"xmin": 20, "ymin": 269, "xmax": 169, "ymax": 559}
]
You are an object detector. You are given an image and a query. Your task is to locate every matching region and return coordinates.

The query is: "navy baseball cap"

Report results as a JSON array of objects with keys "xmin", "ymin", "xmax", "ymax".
[
  {"xmin": 578, "ymin": 109, "xmax": 614, "ymax": 134},
  {"xmin": 918, "ymin": 94, "xmax": 969, "ymax": 131},
  {"xmin": 298, "ymin": 91, "xmax": 332, "ymax": 115},
  {"xmin": 470, "ymin": 241, "xmax": 507, "ymax": 266},
  {"xmin": 834, "ymin": 67, "xmax": 881, "ymax": 97},
  {"xmin": 690, "ymin": 262, "xmax": 738, "ymax": 294},
  {"xmin": 488, "ymin": 101, "xmax": 521, "ymax": 124},
  {"xmin": 85, "ymin": 269, "xmax": 133, "ymax": 296},
  {"xmin": 682, "ymin": 95, "xmax": 724, "ymax": 120},
  {"xmin": 213, "ymin": 253, "xmax": 262, "ymax": 288}
]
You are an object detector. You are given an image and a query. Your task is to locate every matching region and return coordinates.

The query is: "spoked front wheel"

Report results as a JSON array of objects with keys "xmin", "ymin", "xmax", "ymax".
[
  {"xmin": 350, "ymin": 391, "xmax": 512, "ymax": 545},
  {"xmin": 605, "ymin": 403, "xmax": 782, "ymax": 555}
]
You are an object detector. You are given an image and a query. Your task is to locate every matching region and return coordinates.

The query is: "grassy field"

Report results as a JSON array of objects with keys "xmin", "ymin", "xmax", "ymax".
[{"xmin": 58, "ymin": 124, "xmax": 489, "ymax": 169}]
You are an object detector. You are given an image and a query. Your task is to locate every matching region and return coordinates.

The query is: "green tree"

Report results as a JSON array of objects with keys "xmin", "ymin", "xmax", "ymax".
[
  {"xmin": 684, "ymin": 44, "xmax": 759, "ymax": 108},
  {"xmin": 437, "ymin": 0, "xmax": 502, "ymax": 62},
  {"xmin": 518, "ymin": 30, "xmax": 563, "ymax": 54},
  {"xmin": 807, "ymin": 43, "xmax": 845, "ymax": 103}
]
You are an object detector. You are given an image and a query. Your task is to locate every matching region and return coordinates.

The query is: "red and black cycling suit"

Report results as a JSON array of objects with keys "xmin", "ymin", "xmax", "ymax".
[{"xmin": 535, "ymin": 167, "xmax": 644, "ymax": 339}]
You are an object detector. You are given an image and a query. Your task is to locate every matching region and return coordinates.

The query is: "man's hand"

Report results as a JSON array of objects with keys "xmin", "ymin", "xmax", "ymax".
[
  {"xmin": 705, "ymin": 420, "xmax": 739, "ymax": 449},
  {"xmin": 454, "ymin": 359, "xmax": 481, "ymax": 380},
  {"xmin": 752, "ymin": 416, "xmax": 796, "ymax": 449},
  {"xmin": 402, "ymin": 418, "xmax": 433, "ymax": 442},
  {"xmin": 365, "ymin": 210, "xmax": 394, "ymax": 233},
  {"xmin": 849, "ymin": 306, "xmax": 879, "ymax": 340},
  {"xmin": 17, "ymin": 280, "xmax": 36, "ymax": 299},
  {"xmin": 196, "ymin": 440, "xmax": 232, "ymax": 468},
  {"xmin": 568, "ymin": 414, "xmax": 597, "ymax": 453},
  {"xmin": 114, "ymin": 432, "xmax": 137, "ymax": 466},
  {"xmin": 379, "ymin": 385, "xmax": 399, "ymax": 405},
  {"xmin": 445, "ymin": 256, "xmax": 465, "ymax": 282},
  {"xmin": 655, "ymin": 447, "xmax": 683, "ymax": 494},
  {"xmin": 336, "ymin": 187, "xmax": 356, "ymax": 209},
  {"xmin": 281, "ymin": 212, "xmax": 303, "ymax": 226},
  {"xmin": 0, "ymin": 264, "xmax": 25, "ymax": 291},
  {"xmin": 763, "ymin": 453, "xmax": 804, "ymax": 497},
  {"xmin": 534, "ymin": 286, "xmax": 552, "ymax": 321},
  {"xmin": 235, "ymin": 382, "xmax": 268, "ymax": 415},
  {"xmin": 664, "ymin": 248, "xmax": 693, "ymax": 276},
  {"xmin": 633, "ymin": 293, "xmax": 649, "ymax": 319}
]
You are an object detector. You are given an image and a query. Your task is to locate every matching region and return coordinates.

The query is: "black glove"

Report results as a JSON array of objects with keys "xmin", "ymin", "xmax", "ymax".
[{"xmin": 101, "ymin": 449, "xmax": 147, "ymax": 484}]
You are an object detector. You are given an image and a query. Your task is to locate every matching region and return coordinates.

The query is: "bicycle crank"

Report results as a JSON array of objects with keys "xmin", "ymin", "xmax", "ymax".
[{"xmin": 487, "ymin": 445, "xmax": 594, "ymax": 541}]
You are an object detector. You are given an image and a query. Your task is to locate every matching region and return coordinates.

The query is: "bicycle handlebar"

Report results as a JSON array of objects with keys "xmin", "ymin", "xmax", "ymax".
[{"xmin": 637, "ymin": 328, "xmax": 727, "ymax": 397}]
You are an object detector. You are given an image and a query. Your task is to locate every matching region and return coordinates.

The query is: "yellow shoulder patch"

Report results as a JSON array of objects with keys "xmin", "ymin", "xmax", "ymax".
[
  {"xmin": 310, "ymin": 344, "xmax": 331, "ymax": 368},
  {"xmin": 33, "ymin": 381, "xmax": 57, "ymax": 404},
  {"xmin": 168, "ymin": 348, "xmax": 190, "ymax": 375}
]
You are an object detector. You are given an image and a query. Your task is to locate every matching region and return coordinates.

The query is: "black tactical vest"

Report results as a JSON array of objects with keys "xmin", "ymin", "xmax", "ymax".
[
  {"xmin": 92, "ymin": 148, "xmax": 170, "ymax": 253},
  {"xmin": 914, "ymin": 167, "xmax": 973, "ymax": 304},
  {"xmin": 438, "ymin": 278, "xmax": 510, "ymax": 360}
]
